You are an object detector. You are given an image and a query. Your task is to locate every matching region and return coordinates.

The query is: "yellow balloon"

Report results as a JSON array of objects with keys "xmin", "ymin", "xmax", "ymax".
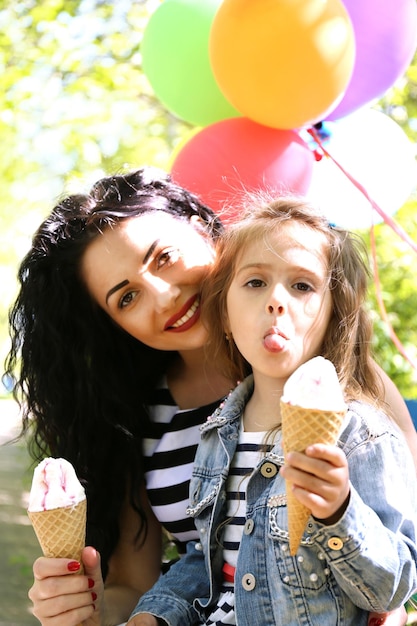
[
  {"xmin": 209, "ymin": 0, "xmax": 355, "ymax": 129},
  {"xmin": 168, "ymin": 127, "xmax": 202, "ymax": 171}
]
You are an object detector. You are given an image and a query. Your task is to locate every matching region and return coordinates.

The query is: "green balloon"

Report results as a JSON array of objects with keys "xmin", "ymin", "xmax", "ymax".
[{"xmin": 142, "ymin": 0, "xmax": 239, "ymax": 127}]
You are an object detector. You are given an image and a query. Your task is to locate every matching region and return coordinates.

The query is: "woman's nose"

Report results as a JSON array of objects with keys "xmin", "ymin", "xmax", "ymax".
[{"xmin": 148, "ymin": 276, "xmax": 180, "ymax": 311}]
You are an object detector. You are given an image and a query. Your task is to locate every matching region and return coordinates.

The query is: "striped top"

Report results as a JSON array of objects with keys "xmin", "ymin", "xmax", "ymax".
[
  {"xmin": 143, "ymin": 378, "xmax": 224, "ymax": 547},
  {"xmin": 206, "ymin": 424, "xmax": 274, "ymax": 626}
]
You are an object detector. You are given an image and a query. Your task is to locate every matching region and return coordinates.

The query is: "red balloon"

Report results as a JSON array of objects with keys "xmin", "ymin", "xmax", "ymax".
[{"xmin": 170, "ymin": 118, "xmax": 314, "ymax": 223}]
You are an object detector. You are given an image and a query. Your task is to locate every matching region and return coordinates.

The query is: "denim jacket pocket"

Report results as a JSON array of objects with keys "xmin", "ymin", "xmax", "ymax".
[
  {"xmin": 187, "ymin": 467, "xmax": 223, "ymax": 518},
  {"xmin": 268, "ymin": 498, "xmax": 330, "ymax": 591}
]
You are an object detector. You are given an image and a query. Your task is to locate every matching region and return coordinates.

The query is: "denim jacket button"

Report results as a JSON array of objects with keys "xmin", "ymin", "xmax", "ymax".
[
  {"xmin": 195, "ymin": 542, "xmax": 203, "ymax": 551},
  {"xmin": 261, "ymin": 462, "xmax": 278, "ymax": 478},
  {"xmin": 328, "ymin": 536, "xmax": 344, "ymax": 550},
  {"xmin": 242, "ymin": 573, "xmax": 256, "ymax": 591},
  {"xmin": 244, "ymin": 519, "xmax": 255, "ymax": 535}
]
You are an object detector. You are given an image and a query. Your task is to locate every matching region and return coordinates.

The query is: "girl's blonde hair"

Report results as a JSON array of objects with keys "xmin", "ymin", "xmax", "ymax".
[{"xmin": 202, "ymin": 194, "xmax": 382, "ymax": 402}]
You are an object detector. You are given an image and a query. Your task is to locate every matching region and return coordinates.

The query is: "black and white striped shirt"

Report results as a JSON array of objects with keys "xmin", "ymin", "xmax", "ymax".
[
  {"xmin": 206, "ymin": 425, "xmax": 271, "ymax": 625},
  {"xmin": 143, "ymin": 379, "xmax": 223, "ymax": 547}
]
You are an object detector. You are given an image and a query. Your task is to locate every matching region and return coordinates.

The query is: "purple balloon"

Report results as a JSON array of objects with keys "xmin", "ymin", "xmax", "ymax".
[{"xmin": 326, "ymin": 0, "xmax": 417, "ymax": 121}]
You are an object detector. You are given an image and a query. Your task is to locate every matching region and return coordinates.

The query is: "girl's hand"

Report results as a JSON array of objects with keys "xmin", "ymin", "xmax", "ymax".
[
  {"xmin": 29, "ymin": 546, "xmax": 102, "ymax": 625},
  {"xmin": 280, "ymin": 443, "xmax": 350, "ymax": 522},
  {"xmin": 368, "ymin": 606, "xmax": 408, "ymax": 625}
]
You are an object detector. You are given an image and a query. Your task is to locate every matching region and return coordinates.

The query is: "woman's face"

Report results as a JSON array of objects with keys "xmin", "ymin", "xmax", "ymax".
[
  {"xmin": 81, "ymin": 211, "xmax": 216, "ymax": 352},
  {"xmin": 226, "ymin": 221, "xmax": 333, "ymax": 385}
]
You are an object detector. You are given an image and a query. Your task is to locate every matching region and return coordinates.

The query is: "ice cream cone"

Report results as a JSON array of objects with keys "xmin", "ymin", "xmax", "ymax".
[
  {"xmin": 28, "ymin": 498, "xmax": 86, "ymax": 566},
  {"xmin": 28, "ymin": 458, "xmax": 87, "ymax": 626},
  {"xmin": 281, "ymin": 402, "xmax": 346, "ymax": 555}
]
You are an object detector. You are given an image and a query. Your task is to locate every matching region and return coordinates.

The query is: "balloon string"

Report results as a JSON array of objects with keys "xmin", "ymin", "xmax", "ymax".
[
  {"xmin": 307, "ymin": 126, "xmax": 417, "ymax": 371},
  {"xmin": 307, "ymin": 127, "xmax": 417, "ymax": 255}
]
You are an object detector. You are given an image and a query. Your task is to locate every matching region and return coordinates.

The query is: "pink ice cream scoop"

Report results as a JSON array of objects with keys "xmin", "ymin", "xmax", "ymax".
[{"xmin": 28, "ymin": 457, "xmax": 86, "ymax": 512}]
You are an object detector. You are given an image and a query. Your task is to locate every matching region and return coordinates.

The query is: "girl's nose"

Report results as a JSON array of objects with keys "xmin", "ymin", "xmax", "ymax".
[
  {"xmin": 266, "ymin": 286, "xmax": 285, "ymax": 315},
  {"xmin": 267, "ymin": 303, "xmax": 284, "ymax": 314}
]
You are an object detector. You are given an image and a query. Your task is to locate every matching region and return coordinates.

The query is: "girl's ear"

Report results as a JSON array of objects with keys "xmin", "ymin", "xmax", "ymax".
[{"xmin": 224, "ymin": 316, "xmax": 232, "ymax": 340}]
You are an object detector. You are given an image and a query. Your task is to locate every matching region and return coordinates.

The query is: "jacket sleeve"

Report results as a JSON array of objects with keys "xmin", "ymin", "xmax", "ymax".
[
  {"xmin": 312, "ymin": 426, "xmax": 417, "ymax": 612},
  {"xmin": 129, "ymin": 540, "xmax": 209, "ymax": 626}
]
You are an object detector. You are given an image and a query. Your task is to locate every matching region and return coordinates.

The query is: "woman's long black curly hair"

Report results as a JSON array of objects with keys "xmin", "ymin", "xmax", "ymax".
[{"xmin": 4, "ymin": 167, "xmax": 223, "ymax": 577}]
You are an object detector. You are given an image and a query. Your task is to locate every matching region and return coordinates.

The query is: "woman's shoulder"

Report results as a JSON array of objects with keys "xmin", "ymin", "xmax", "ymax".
[
  {"xmin": 146, "ymin": 375, "xmax": 225, "ymax": 437},
  {"xmin": 339, "ymin": 399, "xmax": 407, "ymax": 451}
]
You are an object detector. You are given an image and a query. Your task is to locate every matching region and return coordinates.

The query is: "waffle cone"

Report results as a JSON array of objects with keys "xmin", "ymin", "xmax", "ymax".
[
  {"xmin": 28, "ymin": 498, "xmax": 86, "ymax": 566},
  {"xmin": 281, "ymin": 402, "xmax": 346, "ymax": 555}
]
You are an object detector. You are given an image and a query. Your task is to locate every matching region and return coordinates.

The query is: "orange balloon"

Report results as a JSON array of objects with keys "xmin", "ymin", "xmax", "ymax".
[{"xmin": 209, "ymin": 0, "xmax": 355, "ymax": 129}]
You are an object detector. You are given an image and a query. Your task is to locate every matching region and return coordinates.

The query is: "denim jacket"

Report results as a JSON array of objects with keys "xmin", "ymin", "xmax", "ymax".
[{"xmin": 131, "ymin": 375, "xmax": 417, "ymax": 626}]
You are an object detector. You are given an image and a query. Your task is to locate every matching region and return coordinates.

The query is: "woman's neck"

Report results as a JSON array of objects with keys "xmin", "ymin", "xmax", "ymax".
[{"xmin": 167, "ymin": 348, "xmax": 234, "ymax": 410}]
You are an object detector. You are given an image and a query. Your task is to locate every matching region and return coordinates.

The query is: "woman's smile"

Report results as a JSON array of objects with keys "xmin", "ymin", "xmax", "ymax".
[{"xmin": 165, "ymin": 295, "xmax": 201, "ymax": 331}]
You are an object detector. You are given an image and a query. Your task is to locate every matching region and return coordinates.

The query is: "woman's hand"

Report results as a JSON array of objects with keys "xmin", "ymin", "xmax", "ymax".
[
  {"xmin": 29, "ymin": 546, "xmax": 102, "ymax": 625},
  {"xmin": 280, "ymin": 443, "xmax": 350, "ymax": 522},
  {"xmin": 28, "ymin": 484, "xmax": 163, "ymax": 625}
]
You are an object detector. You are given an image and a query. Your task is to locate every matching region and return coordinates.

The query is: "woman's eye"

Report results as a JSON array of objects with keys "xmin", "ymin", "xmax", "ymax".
[
  {"xmin": 245, "ymin": 278, "xmax": 265, "ymax": 288},
  {"xmin": 157, "ymin": 247, "xmax": 181, "ymax": 269},
  {"xmin": 118, "ymin": 290, "xmax": 137, "ymax": 309}
]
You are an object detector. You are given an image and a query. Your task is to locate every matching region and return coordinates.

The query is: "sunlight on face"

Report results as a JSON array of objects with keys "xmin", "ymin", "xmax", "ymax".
[
  {"xmin": 226, "ymin": 221, "xmax": 333, "ymax": 385},
  {"xmin": 81, "ymin": 211, "xmax": 215, "ymax": 352}
]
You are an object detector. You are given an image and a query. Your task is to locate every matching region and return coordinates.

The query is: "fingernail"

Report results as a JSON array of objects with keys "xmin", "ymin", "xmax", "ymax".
[
  {"xmin": 67, "ymin": 561, "xmax": 81, "ymax": 572},
  {"xmin": 92, "ymin": 592, "xmax": 97, "ymax": 601},
  {"xmin": 368, "ymin": 618, "xmax": 385, "ymax": 626},
  {"xmin": 88, "ymin": 578, "xmax": 95, "ymax": 589}
]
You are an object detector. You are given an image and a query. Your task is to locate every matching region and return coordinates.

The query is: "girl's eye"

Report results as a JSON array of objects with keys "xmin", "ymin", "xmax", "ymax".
[
  {"xmin": 118, "ymin": 290, "xmax": 138, "ymax": 309},
  {"xmin": 157, "ymin": 247, "xmax": 181, "ymax": 269},
  {"xmin": 293, "ymin": 282, "xmax": 312, "ymax": 292},
  {"xmin": 245, "ymin": 278, "xmax": 266, "ymax": 288}
]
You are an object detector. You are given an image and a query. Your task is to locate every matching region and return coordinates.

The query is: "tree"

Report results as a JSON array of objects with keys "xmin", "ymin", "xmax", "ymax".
[
  {"xmin": 0, "ymin": 0, "xmax": 416, "ymax": 397},
  {"xmin": 0, "ymin": 0, "xmax": 188, "ymax": 377}
]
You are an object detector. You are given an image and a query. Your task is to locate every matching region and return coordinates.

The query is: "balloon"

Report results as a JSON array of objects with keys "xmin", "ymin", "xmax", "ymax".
[
  {"xmin": 306, "ymin": 109, "xmax": 417, "ymax": 229},
  {"xmin": 167, "ymin": 127, "xmax": 202, "ymax": 170},
  {"xmin": 170, "ymin": 117, "xmax": 314, "ymax": 223},
  {"xmin": 327, "ymin": 0, "xmax": 417, "ymax": 120},
  {"xmin": 209, "ymin": 0, "xmax": 355, "ymax": 130},
  {"xmin": 141, "ymin": 0, "xmax": 239, "ymax": 127}
]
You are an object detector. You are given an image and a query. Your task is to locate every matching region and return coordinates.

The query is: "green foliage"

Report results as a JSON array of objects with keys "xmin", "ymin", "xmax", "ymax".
[
  {"xmin": 0, "ymin": 0, "xmax": 189, "ymax": 377},
  {"xmin": 379, "ymin": 61, "xmax": 417, "ymax": 142},
  {"xmin": 0, "ymin": 0, "xmax": 416, "ymax": 399},
  {"xmin": 361, "ymin": 199, "xmax": 417, "ymax": 398}
]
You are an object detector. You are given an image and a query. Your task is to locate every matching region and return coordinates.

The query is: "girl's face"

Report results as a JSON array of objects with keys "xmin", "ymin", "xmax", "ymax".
[
  {"xmin": 81, "ymin": 211, "xmax": 215, "ymax": 352},
  {"xmin": 226, "ymin": 221, "xmax": 333, "ymax": 385}
]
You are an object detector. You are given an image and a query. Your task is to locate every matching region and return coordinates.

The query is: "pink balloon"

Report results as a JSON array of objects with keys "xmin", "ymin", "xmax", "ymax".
[
  {"xmin": 170, "ymin": 118, "xmax": 314, "ymax": 223},
  {"xmin": 327, "ymin": 0, "xmax": 417, "ymax": 120}
]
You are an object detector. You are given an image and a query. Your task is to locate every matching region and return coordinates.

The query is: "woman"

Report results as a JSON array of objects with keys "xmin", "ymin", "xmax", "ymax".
[{"xmin": 5, "ymin": 168, "xmax": 415, "ymax": 625}]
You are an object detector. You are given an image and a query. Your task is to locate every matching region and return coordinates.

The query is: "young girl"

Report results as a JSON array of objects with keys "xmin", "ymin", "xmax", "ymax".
[{"xmin": 127, "ymin": 196, "xmax": 417, "ymax": 626}]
